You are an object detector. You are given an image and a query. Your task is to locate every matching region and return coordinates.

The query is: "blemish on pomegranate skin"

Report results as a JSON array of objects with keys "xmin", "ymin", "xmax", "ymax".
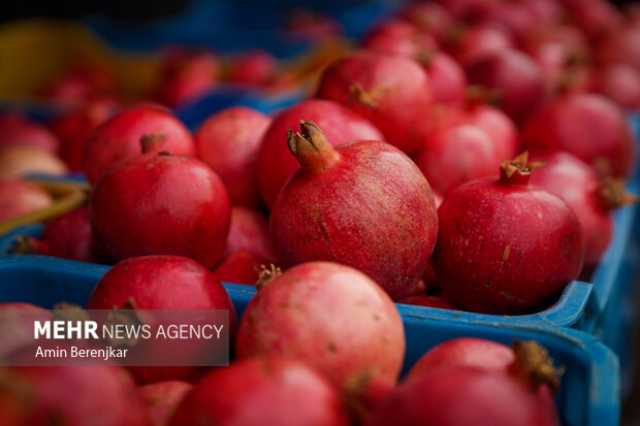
[{"xmin": 502, "ymin": 244, "xmax": 511, "ymax": 261}]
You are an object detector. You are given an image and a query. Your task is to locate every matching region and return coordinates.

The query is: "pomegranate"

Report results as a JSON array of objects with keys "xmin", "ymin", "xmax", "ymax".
[
  {"xmin": 416, "ymin": 124, "xmax": 502, "ymax": 195},
  {"xmin": 138, "ymin": 381, "xmax": 192, "ymax": 426},
  {"xmin": 170, "ymin": 357, "xmax": 349, "ymax": 426},
  {"xmin": 38, "ymin": 64, "xmax": 115, "ymax": 108},
  {"xmin": 0, "ymin": 365, "xmax": 149, "ymax": 426},
  {"xmin": 408, "ymin": 338, "xmax": 515, "ymax": 380},
  {"xmin": 269, "ymin": 122, "xmax": 438, "ymax": 299},
  {"xmin": 91, "ymin": 150, "xmax": 230, "ymax": 267},
  {"xmin": 0, "ymin": 145, "xmax": 67, "ymax": 179},
  {"xmin": 195, "ymin": 107, "xmax": 271, "ymax": 208},
  {"xmin": 399, "ymin": 2, "xmax": 454, "ymax": 41},
  {"xmin": 530, "ymin": 151, "xmax": 636, "ymax": 270},
  {"xmin": 522, "ymin": 93, "xmax": 635, "ymax": 178},
  {"xmin": 451, "ymin": 24, "xmax": 514, "ymax": 65},
  {"xmin": 227, "ymin": 50, "xmax": 278, "ymax": 87},
  {"xmin": 596, "ymin": 26, "xmax": 640, "ymax": 72},
  {"xmin": 592, "ymin": 63, "xmax": 640, "ymax": 110},
  {"xmin": 88, "ymin": 255, "xmax": 236, "ymax": 383},
  {"xmin": 236, "ymin": 262, "xmax": 405, "ymax": 393},
  {"xmin": 422, "ymin": 52, "xmax": 467, "ymax": 106},
  {"xmin": 462, "ymin": 103, "xmax": 518, "ymax": 160},
  {"xmin": 39, "ymin": 206, "xmax": 95, "ymax": 261},
  {"xmin": 156, "ymin": 50, "xmax": 219, "ymax": 107},
  {"xmin": 256, "ymin": 99, "xmax": 382, "ymax": 207},
  {"xmin": 0, "ymin": 303, "xmax": 52, "ymax": 359},
  {"xmin": 214, "ymin": 250, "xmax": 272, "ymax": 285},
  {"xmin": 362, "ymin": 19, "xmax": 438, "ymax": 59},
  {"xmin": 227, "ymin": 207, "xmax": 276, "ymax": 260},
  {"xmin": 398, "ymin": 294, "xmax": 455, "ymax": 310},
  {"xmin": 565, "ymin": 0, "xmax": 622, "ymax": 39},
  {"xmin": 84, "ymin": 104, "xmax": 194, "ymax": 184},
  {"xmin": 49, "ymin": 98, "xmax": 118, "ymax": 172},
  {"xmin": 0, "ymin": 113, "xmax": 59, "ymax": 152},
  {"xmin": 316, "ymin": 51, "xmax": 433, "ymax": 154},
  {"xmin": 435, "ymin": 153, "xmax": 585, "ymax": 314},
  {"xmin": 367, "ymin": 341, "xmax": 560, "ymax": 426},
  {"xmin": 0, "ymin": 180, "xmax": 52, "ymax": 222},
  {"xmin": 465, "ymin": 49, "xmax": 545, "ymax": 122}
]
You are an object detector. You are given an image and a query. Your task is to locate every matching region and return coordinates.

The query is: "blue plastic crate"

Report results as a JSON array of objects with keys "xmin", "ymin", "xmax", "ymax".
[{"xmin": 0, "ymin": 256, "xmax": 620, "ymax": 426}]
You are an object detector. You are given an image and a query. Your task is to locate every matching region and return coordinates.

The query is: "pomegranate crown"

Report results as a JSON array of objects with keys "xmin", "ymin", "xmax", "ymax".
[
  {"xmin": 287, "ymin": 121, "xmax": 341, "ymax": 173},
  {"xmin": 500, "ymin": 152, "xmax": 544, "ymax": 184},
  {"xmin": 510, "ymin": 341, "xmax": 562, "ymax": 393},
  {"xmin": 256, "ymin": 264, "xmax": 283, "ymax": 290},
  {"xmin": 598, "ymin": 177, "xmax": 639, "ymax": 211}
]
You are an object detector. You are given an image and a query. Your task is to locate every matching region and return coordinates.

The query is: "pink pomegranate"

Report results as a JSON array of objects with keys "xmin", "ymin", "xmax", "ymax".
[
  {"xmin": 88, "ymin": 255, "xmax": 236, "ymax": 383},
  {"xmin": 522, "ymin": 93, "xmax": 635, "ymax": 178},
  {"xmin": 50, "ymin": 98, "xmax": 118, "ymax": 172},
  {"xmin": 565, "ymin": 0, "xmax": 622, "ymax": 39},
  {"xmin": 451, "ymin": 24, "xmax": 514, "ymax": 65},
  {"xmin": 270, "ymin": 122, "xmax": 438, "ymax": 299},
  {"xmin": 256, "ymin": 99, "xmax": 382, "ymax": 207},
  {"xmin": 227, "ymin": 50, "xmax": 278, "ymax": 87},
  {"xmin": 0, "ymin": 366, "xmax": 150, "ymax": 426},
  {"xmin": 0, "ymin": 113, "xmax": 59, "ymax": 152},
  {"xmin": 0, "ymin": 145, "xmax": 67, "ymax": 179},
  {"xmin": 91, "ymin": 151, "xmax": 230, "ymax": 267},
  {"xmin": 316, "ymin": 51, "xmax": 433, "ymax": 154},
  {"xmin": 0, "ymin": 303, "xmax": 52, "ymax": 359},
  {"xmin": 592, "ymin": 64, "xmax": 640, "ymax": 110},
  {"xmin": 84, "ymin": 104, "xmax": 194, "ymax": 184},
  {"xmin": 408, "ymin": 338, "xmax": 515, "ymax": 380},
  {"xmin": 156, "ymin": 50, "xmax": 219, "ymax": 107},
  {"xmin": 596, "ymin": 26, "xmax": 640, "ymax": 72},
  {"xmin": 195, "ymin": 107, "xmax": 271, "ymax": 208},
  {"xmin": 138, "ymin": 381, "xmax": 192, "ymax": 426},
  {"xmin": 399, "ymin": 2, "xmax": 454, "ymax": 41},
  {"xmin": 462, "ymin": 103, "xmax": 518, "ymax": 160},
  {"xmin": 530, "ymin": 151, "xmax": 636, "ymax": 270},
  {"xmin": 435, "ymin": 153, "xmax": 585, "ymax": 314},
  {"xmin": 367, "ymin": 341, "xmax": 560, "ymax": 426},
  {"xmin": 423, "ymin": 52, "xmax": 467, "ymax": 106},
  {"xmin": 227, "ymin": 207, "xmax": 276, "ymax": 260},
  {"xmin": 170, "ymin": 357, "xmax": 349, "ymax": 426},
  {"xmin": 0, "ymin": 180, "xmax": 52, "ymax": 222},
  {"xmin": 416, "ymin": 124, "xmax": 502, "ymax": 195},
  {"xmin": 465, "ymin": 49, "xmax": 545, "ymax": 122},
  {"xmin": 362, "ymin": 19, "xmax": 438, "ymax": 59},
  {"xmin": 236, "ymin": 262, "xmax": 405, "ymax": 392}
]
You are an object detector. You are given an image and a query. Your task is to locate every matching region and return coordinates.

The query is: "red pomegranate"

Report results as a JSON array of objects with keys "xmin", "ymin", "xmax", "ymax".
[
  {"xmin": 270, "ymin": 121, "xmax": 438, "ymax": 299},
  {"xmin": 362, "ymin": 19, "xmax": 438, "ymax": 59},
  {"xmin": 316, "ymin": 51, "xmax": 433, "ymax": 154},
  {"xmin": 530, "ymin": 151, "xmax": 636, "ymax": 270},
  {"xmin": 399, "ymin": 2, "xmax": 454, "ymax": 41},
  {"xmin": 596, "ymin": 26, "xmax": 640, "ymax": 72},
  {"xmin": 398, "ymin": 294, "xmax": 455, "ymax": 310},
  {"xmin": 0, "ymin": 180, "xmax": 52, "ymax": 222},
  {"xmin": 236, "ymin": 262, "xmax": 405, "ymax": 392},
  {"xmin": 522, "ymin": 93, "xmax": 635, "ymax": 178},
  {"xmin": 170, "ymin": 357, "xmax": 349, "ymax": 426},
  {"xmin": 451, "ymin": 24, "xmax": 514, "ymax": 65},
  {"xmin": 435, "ymin": 153, "xmax": 585, "ymax": 314},
  {"xmin": 39, "ymin": 206, "xmax": 95, "ymax": 262},
  {"xmin": 138, "ymin": 381, "xmax": 192, "ymax": 426},
  {"xmin": 0, "ymin": 113, "xmax": 59, "ymax": 153},
  {"xmin": 195, "ymin": 107, "xmax": 271, "ymax": 208},
  {"xmin": 367, "ymin": 341, "xmax": 560, "ymax": 426},
  {"xmin": 227, "ymin": 50, "xmax": 278, "ymax": 87},
  {"xmin": 461, "ymin": 103, "xmax": 518, "ymax": 161},
  {"xmin": 592, "ymin": 64, "xmax": 640, "ymax": 110},
  {"xmin": 256, "ymin": 99, "xmax": 382, "ymax": 207},
  {"xmin": 91, "ymin": 151, "xmax": 230, "ymax": 267},
  {"xmin": 227, "ymin": 207, "xmax": 276, "ymax": 261},
  {"xmin": 156, "ymin": 50, "xmax": 219, "ymax": 107},
  {"xmin": 214, "ymin": 250, "xmax": 272, "ymax": 285},
  {"xmin": 84, "ymin": 105, "xmax": 194, "ymax": 184}
]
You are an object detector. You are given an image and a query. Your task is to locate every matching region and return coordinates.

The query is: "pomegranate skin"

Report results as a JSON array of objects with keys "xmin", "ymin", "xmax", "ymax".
[
  {"xmin": 227, "ymin": 50, "xmax": 278, "ymax": 87},
  {"xmin": 408, "ymin": 338, "xmax": 514, "ymax": 380},
  {"xmin": 195, "ymin": 107, "xmax": 271, "ymax": 208},
  {"xmin": 91, "ymin": 153, "xmax": 230, "ymax": 267},
  {"xmin": 416, "ymin": 124, "xmax": 502, "ymax": 195},
  {"xmin": 270, "ymin": 127, "xmax": 438, "ymax": 300},
  {"xmin": 399, "ymin": 2, "xmax": 454, "ymax": 41},
  {"xmin": 236, "ymin": 262, "xmax": 405, "ymax": 391},
  {"xmin": 256, "ymin": 99, "xmax": 382, "ymax": 208},
  {"xmin": 227, "ymin": 207, "xmax": 276, "ymax": 260},
  {"xmin": 215, "ymin": 250, "xmax": 271, "ymax": 285},
  {"xmin": 465, "ymin": 49, "xmax": 545, "ymax": 122},
  {"xmin": 436, "ymin": 165, "xmax": 585, "ymax": 313},
  {"xmin": 84, "ymin": 105, "xmax": 194, "ymax": 184},
  {"xmin": 462, "ymin": 104, "xmax": 518, "ymax": 161},
  {"xmin": 0, "ymin": 180, "xmax": 52, "ymax": 222},
  {"xmin": 366, "ymin": 366, "xmax": 559, "ymax": 426},
  {"xmin": 362, "ymin": 19, "xmax": 438, "ymax": 59},
  {"xmin": 87, "ymin": 255, "xmax": 236, "ymax": 383},
  {"xmin": 0, "ymin": 114, "xmax": 59, "ymax": 153},
  {"xmin": 42, "ymin": 207, "xmax": 95, "ymax": 262},
  {"xmin": 156, "ymin": 51, "xmax": 219, "ymax": 107},
  {"xmin": 592, "ymin": 64, "xmax": 640, "ymax": 110},
  {"xmin": 522, "ymin": 93, "xmax": 635, "ymax": 178},
  {"xmin": 453, "ymin": 24, "xmax": 514, "ymax": 66},
  {"xmin": 398, "ymin": 294, "xmax": 455, "ymax": 310},
  {"xmin": 424, "ymin": 52, "xmax": 467, "ymax": 106},
  {"xmin": 530, "ymin": 151, "xmax": 614, "ymax": 269},
  {"xmin": 0, "ymin": 365, "xmax": 150, "ymax": 426},
  {"xmin": 50, "ymin": 98, "xmax": 118, "ymax": 172},
  {"xmin": 316, "ymin": 51, "xmax": 433, "ymax": 154},
  {"xmin": 138, "ymin": 381, "xmax": 192, "ymax": 426},
  {"xmin": 170, "ymin": 357, "xmax": 349, "ymax": 426}
]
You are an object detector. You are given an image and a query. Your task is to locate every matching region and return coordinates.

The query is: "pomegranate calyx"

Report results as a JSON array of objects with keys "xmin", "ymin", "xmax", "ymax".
[
  {"xmin": 509, "ymin": 341, "xmax": 561, "ymax": 393},
  {"xmin": 416, "ymin": 48, "xmax": 435, "ymax": 68},
  {"xmin": 598, "ymin": 177, "xmax": 639, "ymax": 210},
  {"xmin": 465, "ymin": 85, "xmax": 501, "ymax": 106},
  {"xmin": 500, "ymin": 152, "xmax": 543, "ymax": 184},
  {"xmin": 256, "ymin": 264, "xmax": 282, "ymax": 290},
  {"xmin": 349, "ymin": 83, "xmax": 380, "ymax": 108},
  {"xmin": 287, "ymin": 121, "xmax": 341, "ymax": 173},
  {"xmin": 140, "ymin": 133, "xmax": 167, "ymax": 154}
]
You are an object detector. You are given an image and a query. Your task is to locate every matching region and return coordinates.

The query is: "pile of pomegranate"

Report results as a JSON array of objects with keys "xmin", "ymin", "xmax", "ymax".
[{"xmin": 1, "ymin": 0, "xmax": 639, "ymax": 423}]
